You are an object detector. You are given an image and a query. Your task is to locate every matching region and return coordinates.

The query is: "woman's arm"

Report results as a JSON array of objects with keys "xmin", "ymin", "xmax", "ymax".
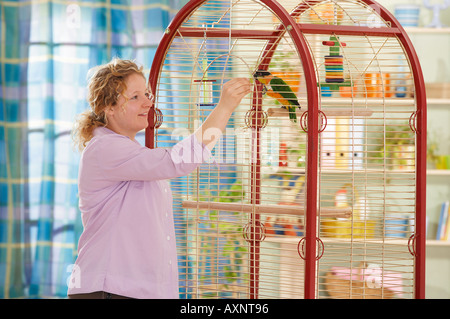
[
  {"xmin": 84, "ymin": 78, "xmax": 251, "ymax": 183},
  {"xmin": 194, "ymin": 78, "xmax": 251, "ymax": 151}
]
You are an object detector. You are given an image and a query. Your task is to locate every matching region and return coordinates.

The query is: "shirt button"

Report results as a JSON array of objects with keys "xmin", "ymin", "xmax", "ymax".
[
  {"xmin": 169, "ymin": 260, "xmax": 172, "ymax": 265},
  {"xmin": 164, "ymin": 188, "xmax": 168, "ymax": 193},
  {"xmin": 167, "ymin": 235, "xmax": 170, "ymax": 241}
]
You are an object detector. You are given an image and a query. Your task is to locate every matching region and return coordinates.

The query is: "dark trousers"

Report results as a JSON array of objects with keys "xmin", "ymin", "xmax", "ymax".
[{"xmin": 68, "ymin": 291, "xmax": 133, "ymax": 299}]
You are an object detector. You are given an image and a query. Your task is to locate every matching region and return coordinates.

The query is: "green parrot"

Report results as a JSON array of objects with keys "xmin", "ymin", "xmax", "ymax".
[{"xmin": 253, "ymin": 69, "xmax": 301, "ymax": 123}]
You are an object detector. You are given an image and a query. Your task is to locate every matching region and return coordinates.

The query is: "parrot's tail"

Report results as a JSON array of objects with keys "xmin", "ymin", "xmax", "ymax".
[
  {"xmin": 290, "ymin": 101, "xmax": 300, "ymax": 123},
  {"xmin": 289, "ymin": 108, "xmax": 297, "ymax": 123}
]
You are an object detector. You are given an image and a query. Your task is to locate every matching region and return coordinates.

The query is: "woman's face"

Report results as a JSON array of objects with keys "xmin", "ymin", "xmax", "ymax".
[{"xmin": 106, "ymin": 73, "xmax": 153, "ymax": 140}]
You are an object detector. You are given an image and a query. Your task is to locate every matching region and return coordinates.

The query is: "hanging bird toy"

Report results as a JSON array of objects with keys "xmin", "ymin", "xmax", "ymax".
[{"xmin": 320, "ymin": 35, "xmax": 352, "ymax": 91}]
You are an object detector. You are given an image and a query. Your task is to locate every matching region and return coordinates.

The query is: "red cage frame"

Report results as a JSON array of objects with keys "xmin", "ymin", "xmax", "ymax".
[{"xmin": 146, "ymin": 0, "xmax": 426, "ymax": 299}]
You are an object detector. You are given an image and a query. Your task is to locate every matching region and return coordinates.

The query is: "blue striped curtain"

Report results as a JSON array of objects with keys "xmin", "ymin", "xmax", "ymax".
[{"xmin": 0, "ymin": 0, "xmax": 184, "ymax": 299}]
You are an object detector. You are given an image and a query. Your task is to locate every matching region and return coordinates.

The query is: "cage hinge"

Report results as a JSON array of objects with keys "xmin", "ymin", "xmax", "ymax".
[
  {"xmin": 408, "ymin": 233, "xmax": 417, "ymax": 257},
  {"xmin": 243, "ymin": 221, "xmax": 266, "ymax": 243},
  {"xmin": 244, "ymin": 109, "xmax": 268, "ymax": 129},
  {"xmin": 300, "ymin": 110, "xmax": 327, "ymax": 133},
  {"xmin": 151, "ymin": 107, "xmax": 163, "ymax": 129},
  {"xmin": 409, "ymin": 110, "xmax": 419, "ymax": 134},
  {"xmin": 297, "ymin": 237, "xmax": 324, "ymax": 261}
]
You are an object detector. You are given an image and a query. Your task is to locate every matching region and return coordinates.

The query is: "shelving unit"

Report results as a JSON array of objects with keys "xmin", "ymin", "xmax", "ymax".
[{"xmin": 401, "ymin": 21, "xmax": 450, "ymax": 298}]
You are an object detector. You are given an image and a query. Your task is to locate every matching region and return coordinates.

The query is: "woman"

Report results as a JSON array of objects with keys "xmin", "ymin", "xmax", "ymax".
[{"xmin": 68, "ymin": 58, "xmax": 251, "ymax": 299}]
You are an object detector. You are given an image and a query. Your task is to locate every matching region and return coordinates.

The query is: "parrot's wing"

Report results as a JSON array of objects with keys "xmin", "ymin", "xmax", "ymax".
[
  {"xmin": 270, "ymin": 77, "xmax": 295, "ymax": 93},
  {"xmin": 266, "ymin": 90, "xmax": 279, "ymax": 100},
  {"xmin": 270, "ymin": 77, "xmax": 300, "ymax": 106}
]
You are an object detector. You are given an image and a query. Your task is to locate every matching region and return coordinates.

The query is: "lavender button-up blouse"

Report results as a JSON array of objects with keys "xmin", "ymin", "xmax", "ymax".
[{"xmin": 67, "ymin": 127, "xmax": 211, "ymax": 298}]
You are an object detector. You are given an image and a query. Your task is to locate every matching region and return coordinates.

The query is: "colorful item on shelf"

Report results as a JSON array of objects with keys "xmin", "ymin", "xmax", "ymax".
[
  {"xmin": 394, "ymin": 4, "xmax": 420, "ymax": 27},
  {"xmin": 339, "ymin": 85, "xmax": 357, "ymax": 98},
  {"xmin": 365, "ymin": 73, "xmax": 381, "ymax": 98},
  {"xmin": 395, "ymin": 82, "xmax": 407, "ymax": 98},
  {"xmin": 384, "ymin": 217, "xmax": 409, "ymax": 238},
  {"xmin": 321, "ymin": 86, "xmax": 332, "ymax": 97},
  {"xmin": 264, "ymin": 216, "xmax": 304, "ymax": 237},
  {"xmin": 383, "ymin": 73, "xmax": 392, "ymax": 98},
  {"xmin": 334, "ymin": 187, "xmax": 348, "ymax": 208},
  {"xmin": 423, "ymin": 0, "xmax": 450, "ymax": 28},
  {"xmin": 322, "ymin": 185, "xmax": 375, "ymax": 239},
  {"xmin": 324, "ymin": 263, "xmax": 404, "ymax": 299},
  {"xmin": 364, "ymin": 72, "xmax": 392, "ymax": 98},
  {"xmin": 279, "ymin": 142, "xmax": 288, "ymax": 167},
  {"xmin": 436, "ymin": 155, "xmax": 450, "ymax": 169},
  {"xmin": 308, "ymin": 2, "xmax": 344, "ymax": 24}
]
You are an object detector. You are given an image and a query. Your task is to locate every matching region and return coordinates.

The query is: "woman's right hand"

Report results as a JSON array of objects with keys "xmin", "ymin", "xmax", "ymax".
[{"xmin": 217, "ymin": 78, "xmax": 252, "ymax": 114}]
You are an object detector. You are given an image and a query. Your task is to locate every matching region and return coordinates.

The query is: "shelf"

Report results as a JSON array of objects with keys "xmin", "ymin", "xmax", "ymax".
[
  {"xmin": 427, "ymin": 169, "xmax": 450, "ymax": 176},
  {"xmin": 404, "ymin": 27, "xmax": 450, "ymax": 34},
  {"xmin": 427, "ymin": 98, "xmax": 450, "ymax": 105},
  {"xmin": 426, "ymin": 240, "xmax": 450, "ymax": 246}
]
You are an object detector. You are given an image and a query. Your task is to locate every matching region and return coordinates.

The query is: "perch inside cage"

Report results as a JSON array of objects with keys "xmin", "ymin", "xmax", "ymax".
[{"xmin": 147, "ymin": 0, "xmax": 426, "ymax": 299}]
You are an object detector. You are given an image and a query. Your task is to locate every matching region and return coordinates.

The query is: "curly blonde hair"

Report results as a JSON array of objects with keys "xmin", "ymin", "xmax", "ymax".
[{"xmin": 72, "ymin": 58, "xmax": 145, "ymax": 151}]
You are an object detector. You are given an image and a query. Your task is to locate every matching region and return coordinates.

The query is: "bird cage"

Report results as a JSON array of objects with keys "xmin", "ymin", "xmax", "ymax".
[{"xmin": 146, "ymin": 0, "xmax": 426, "ymax": 299}]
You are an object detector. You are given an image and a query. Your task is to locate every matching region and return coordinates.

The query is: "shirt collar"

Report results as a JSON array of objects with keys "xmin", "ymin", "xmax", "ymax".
[
  {"xmin": 93, "ymin": 126, "xmax": 143, "ymax": 145},
  {"xmin": 93, "ymin": 126, "xmax": 124, "ymax": 138}
]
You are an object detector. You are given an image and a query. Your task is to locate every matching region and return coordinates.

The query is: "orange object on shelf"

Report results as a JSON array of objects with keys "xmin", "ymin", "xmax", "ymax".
[
  {"xmin": 339, "ymin": 86, "xmax": 357, "ymax": 97},
  {"xmin": 365, "ymin": 73, "xmax": 381, "ymax": 98},
  {"xmin": 383, "ymin": 73, "xmax": 392, "ymax": 97},
  {"xmin": 279, "ymin": 142, "xmax": 288, "ymax": 167}
]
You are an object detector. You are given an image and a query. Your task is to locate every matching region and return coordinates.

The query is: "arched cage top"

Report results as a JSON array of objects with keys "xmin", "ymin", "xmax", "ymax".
[
  {"xmin": 147, "ymin": 0, "xmax": 425, "ymax": 139},
  {"xmin": 146, "ymin": 0, "xmax": 426, "ymax": 299}
]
